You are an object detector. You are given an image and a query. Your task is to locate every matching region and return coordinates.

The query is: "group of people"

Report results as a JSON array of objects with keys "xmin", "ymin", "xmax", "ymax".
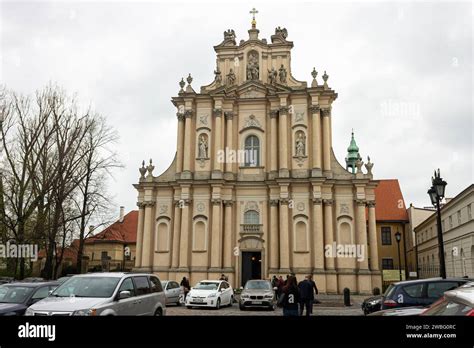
[{"xmin": 272, "ymin": 274, "xmax": 319, "ymax": 316}]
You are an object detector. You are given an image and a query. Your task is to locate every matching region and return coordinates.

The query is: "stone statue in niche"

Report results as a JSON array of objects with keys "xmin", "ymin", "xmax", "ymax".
[
  {"xmin": 214, "ymin": 66, "xmax": 222, "ymax": 86},
  {"xmin": 268, "ymin": 67, "xmax": 277, "ymax": 84},
  {"xmin": 198, "ymin": 134, "xmax": 208, "ymax": 159},
  {"xmin": 227, "ymin": 69, "xmax": 236, "ymax": 86},
  {"xmin": 279, "ymin": 64, "xmax": 287, "ymax": 84},
  {"xmin": 247, "ymin": 51, "xmax": 259, "ymax": 80},
  {"xmin": 295, "ymin": 131, "xmax": 306, "ymax": 156}
]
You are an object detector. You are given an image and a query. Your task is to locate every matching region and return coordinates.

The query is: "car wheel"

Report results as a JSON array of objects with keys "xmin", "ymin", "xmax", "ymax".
[
  {"xmin": 154, "ymin": 308, "xmax": 163, "ymax": 316},
  {"xmin": 239, "ymin": 304, "xmax": 245, "ymax": 311},
  {"xmin": 215, "ymin": 298, "xmax": 221, "ymax": 310},
  {"xmin": 186, "ymin": 306, "xmax": 192, "ymax": 309},
  {"xmin": 269, "ymin": 303, "xmax": 276, "ymax": 311}
]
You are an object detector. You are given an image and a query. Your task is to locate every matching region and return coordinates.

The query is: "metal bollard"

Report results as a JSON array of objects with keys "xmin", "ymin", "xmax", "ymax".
[{"xmin": 343, "ymin": 287, "xmax": 351, "ymax": 306}]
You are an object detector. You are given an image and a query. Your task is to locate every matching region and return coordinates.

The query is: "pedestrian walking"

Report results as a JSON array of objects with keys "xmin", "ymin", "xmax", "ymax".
[
  {"xmin": 280, "ymin": 275, "xmax": 300, "ymax": 316},
  {"xmin": 298, "ymin": 275, "xmax": 313, "ymax": 316},
  {"xmin": 180, "ymin": 276, "xmax": 190, "ymax": 301}
]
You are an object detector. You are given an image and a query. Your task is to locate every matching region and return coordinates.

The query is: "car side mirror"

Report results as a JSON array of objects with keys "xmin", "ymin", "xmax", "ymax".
[{"xmin": 119, "ymin": 291, "xmax": 131, "ymax": 300}]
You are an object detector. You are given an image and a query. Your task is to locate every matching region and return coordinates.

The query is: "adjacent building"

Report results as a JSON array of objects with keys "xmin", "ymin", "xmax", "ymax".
[
  {"xmin": 415, "ymin": 184, "xmax": 474, "ymax": 278},
  {"xmin": 373, "ymin": 179, "xmax": 409, "ymax": 285}
]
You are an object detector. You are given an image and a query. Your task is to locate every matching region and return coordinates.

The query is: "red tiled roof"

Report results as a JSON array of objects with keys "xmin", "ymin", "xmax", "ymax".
[
  {"xmin": 38, "ymin": 239, "xmax": 79, "ymax": 261},
  {"xmin": 373, "ymin": 179, "xmax": 409, "ymax": 222},
  {"xmin": 85, "ymin": 210, "xmax": 138, "ymax": 244}
]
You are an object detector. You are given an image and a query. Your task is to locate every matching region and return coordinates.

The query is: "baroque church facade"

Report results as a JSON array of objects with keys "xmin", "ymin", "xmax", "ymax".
[{"xmin": 134, "ymin": 18, "xmax": 382, "ymax": 294}]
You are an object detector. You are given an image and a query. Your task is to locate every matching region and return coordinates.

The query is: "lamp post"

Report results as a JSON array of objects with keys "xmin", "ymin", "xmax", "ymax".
[
  {"xmin": 427, "ymin": 169, "xmax": 447, "ymax": 279},
  {"xmin": 395, "ymin": 231, "xmax": 402, "ymax": 281}
]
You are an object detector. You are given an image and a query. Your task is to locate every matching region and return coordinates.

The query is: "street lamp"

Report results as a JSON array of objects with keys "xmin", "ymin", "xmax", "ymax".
[
  {"xmin": 427, "ymin": 169, "xmax": 447, "ymax": 279},
  {"xmin": 395, "ymin": 231, "xmax": 402, "ymax": 281}
]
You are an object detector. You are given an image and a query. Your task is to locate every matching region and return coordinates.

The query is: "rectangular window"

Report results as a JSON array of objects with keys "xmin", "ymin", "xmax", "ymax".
[
  {"xmin": 457, "ymin": 210, "xmax": 461, "ymax": 225},
  {"xmin": 133, "ymin": 276, "xmax": 151, "ymax": 296},
  {"xmin": 101, "ymin": 251, "xmax": 108, "ymax": 260},
  {"xmin": 468, "ymin": 204, "xmax": 472, "ymax": 220},
  {"xmin": 381, "ymin": 227, "xmax": 392, "ymax": 245},
  {"xmin": 449, "ymin": 216, "xmax": 453, "ymax": 229},
  {"xmin": 441, "ymin": 220, "xmax": 445, "ymax": 232},
  {"xmin": 382, "ymin": 258, "xmax": 394, "ymax": 270}
]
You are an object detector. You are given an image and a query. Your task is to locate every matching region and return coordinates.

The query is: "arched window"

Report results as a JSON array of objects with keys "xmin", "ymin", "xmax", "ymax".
[
  {"xmin": 244, "ymin": 210, "xmax": 259, "ymax": 224},
  {"xmin": 244, "ymin": 135, "xmax": 260, "ymax": 167}
]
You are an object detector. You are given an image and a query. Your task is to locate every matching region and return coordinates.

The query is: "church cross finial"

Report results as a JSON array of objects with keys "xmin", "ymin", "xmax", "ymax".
[{"xmin": 249, "ymin": 7, "xmax": 258, "ymax": 28}]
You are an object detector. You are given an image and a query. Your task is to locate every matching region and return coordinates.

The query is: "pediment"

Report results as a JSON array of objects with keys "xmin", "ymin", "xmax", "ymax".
[{"xmin": 237, "ymin": 81, "xmax": 267, "ymax": 99}]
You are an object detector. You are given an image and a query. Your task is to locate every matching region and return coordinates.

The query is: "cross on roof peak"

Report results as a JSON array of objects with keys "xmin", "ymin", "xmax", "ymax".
[{"xmin": 249, "ymin": 7, "xmax": 258, "ymax": 29}]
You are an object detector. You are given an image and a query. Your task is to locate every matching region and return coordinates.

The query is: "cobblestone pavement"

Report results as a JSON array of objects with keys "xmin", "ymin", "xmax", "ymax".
[{"xmin": 166, "ymin": 297, "xmax": 364, "ymax": 316}]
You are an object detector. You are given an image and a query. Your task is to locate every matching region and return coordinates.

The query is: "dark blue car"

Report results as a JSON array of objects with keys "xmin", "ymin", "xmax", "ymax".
[
  {"xmin": 0, "ymin": 282, "xmax": 59, "ymax": 316},
  {"xmin": 381, "ymin": 277, "xmax": 473, "ymax": 310}
]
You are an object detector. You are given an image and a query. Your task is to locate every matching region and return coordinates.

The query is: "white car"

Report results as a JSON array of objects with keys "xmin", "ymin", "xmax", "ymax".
[{"xmin": 185, "ymin": 280, "xmax": 233, "ymax": 309}]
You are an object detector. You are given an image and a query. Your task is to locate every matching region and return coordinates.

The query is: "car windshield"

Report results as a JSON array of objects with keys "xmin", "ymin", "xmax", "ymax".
[
  {"xmin": 194, "ymin": 282, "xmax": 219, "ymax": 290},
  {"xmin": 245, "ymin": 281, "xmax": 271, "ymax": 290},
  {"xmin": 51, "ymin": 277, "xmax": 120, "ymax": 298},
  {"xmin": 0, "ymin": 285, "xmax": 34, "ymax": 303}
]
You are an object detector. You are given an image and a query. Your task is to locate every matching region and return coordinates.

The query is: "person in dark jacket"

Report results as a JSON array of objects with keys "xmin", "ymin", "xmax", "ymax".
[
  {"xmin": 281, "ymin": 275, "xmax": 299, "ymax": 316},
  {"xmin": 308, "ymin": 274, "xmax": 319, "ymax": 307},
  {"xmin": 180, "ymin": 277, "xmax": 190, "ymax": 301},
  {"xmin": 298, "ymin": 276, "xmax": 313, "ymax": 316}
]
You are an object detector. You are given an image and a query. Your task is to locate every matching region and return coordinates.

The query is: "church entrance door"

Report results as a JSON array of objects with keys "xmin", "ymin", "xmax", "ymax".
[{"xmin": 241, "ymin": 251, "xmax": 262, "ymax": 286}]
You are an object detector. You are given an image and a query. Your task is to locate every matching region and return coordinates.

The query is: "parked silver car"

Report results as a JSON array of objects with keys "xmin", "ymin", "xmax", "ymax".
[
  {"xmin": 239, "ymin": 279, "xmax": 276, "ymax": 311},
  {"xmin": 161, "ymin": 280, "xmax": 184, "ymax": 306},
  {"xmin": 25, "ymin": 272, "xmax": 166, "ymax": 316}
]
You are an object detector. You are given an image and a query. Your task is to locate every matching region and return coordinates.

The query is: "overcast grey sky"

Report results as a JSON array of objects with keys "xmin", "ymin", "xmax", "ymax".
[{"xmin": 1, "ymin": 0, "xmax": 472, "ymax": 217}]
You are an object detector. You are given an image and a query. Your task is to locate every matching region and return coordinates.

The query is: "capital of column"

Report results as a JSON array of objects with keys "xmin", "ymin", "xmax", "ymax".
[
  {"xmin": 270, "ymin": 110, "xmax": 279, "ymax": 119},
  {"xmin": 321, "ymin": 107, "xmax": 331, "ymax": 117},
  {"xmin": 279, "ymin": 198, "xmax": 290, "ymax": 205},
  {"xmin": 137, "ymin": 202, "xmax": 145, "ymax": 209},
  {"xmin": 224, "ymin": 111, "xmax": 234, "ymax": 120},
  {"xmin": 312, "ymin": 198, "xmax": 323, "ymax": 205},
  {"xmin": 142, "ymin": 201, "xmax": 156, "ymax": 207},
  {"xmin": 355, "ymin": 199, "xmax": 367, "ymax": 206},
  {"xmin": 223, "ymin": 200, "xmax": 234, "ymax": 206},
  {"xmin": 367, "ymin": 201, "xmax": 376, "ymax": 208},
  {"xmin": 270, "ymin": 199, "xmax": 279, "ymax": 207},
  {"xmin": 213, "ymin": 108, "xmax": 223, "ymax": 117},
  {"xmin": 176, "ymin": 112, "xmax": 185, "ymax": 122},
  {"xmin": 323, "ymin": 199, "xmax": 334, "ymax": 206},
  {"xmin": 175, "ymin": 199, "xmax": 191, "ymax": 207},
  {"xmin": 211, "ymin": 198, "xmax": 222, "ymax": 205},
  {"xmin": 278, "ymin": 106, "xmax": 289, "ymax": 115},
  {"xmin": 309, "ymin": 105, "xmax": 320, "ymax": 114},
  {"xmin": 184, "ymin": 109, "xmax": 193, "ymax": 118}
]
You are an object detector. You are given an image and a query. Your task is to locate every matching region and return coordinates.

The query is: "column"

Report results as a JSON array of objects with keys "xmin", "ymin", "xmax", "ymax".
[
  {"xmin": 134, "ymin": 203, "xmax": 145, "ymax": 267},
  {"xmin": 182, "ymin": 110, "xmax": 193, "ymax": 172},
  {"xmin": 178, "ymin": 200, "xmax": 190, "ymax": 269},
  {"xmin": 323, "ymin": 199, "xmax": 335, "ymax": 269},
  {"xmin": 321, "ymin": 108, "xmax": 331, "ymax": 171},
  {"xmin": 269, "ymin": 199, "xmax": 279, "ymax": 270},
  {"xmin": 176, "ymin": 113, "xmax": 185, "ymax": 173},
  {"xmin": 223, "ymin": 200, "xmax": 233, "ymax": 268},
  {"xmin": 368, "ymin": 201, "xmax": 379, "ymax": 271},
  {"xmin": 210, "ymin": 199, "xmax": 222, "ymax": 268},
  {"xmin": 270, "ymin": 110, "xmax": 278, "ymax": 173},
  {"xmin": 141, "ymin": 202, "xmax": 155, "ymax": 268},
  {"xmin": 312, "ymin": 198, "xmax": 325, "ymax": 270},
  {"xmin": 224, "ymin": 112, "xmax": 233, "ymax": 173},
  {"xmin": 213, "ymin": 108, "xmax": 223, "ymax": 172},
  {"xmin": 171, "ymin": 201, "xmax": 181, "ymax": 269},
  {"xmin": 278, "ymin": 106, "xmax": 288, "ymax": 173},
  {"xmin": 279, "ymin": 199, "xmax": 290, "ymax": 271},
  {"xmin": 310, "ymin": 105, "xmax": 322, "ymax": 170},
  {"xmin": 356, "ymin": 200, "xmax": 369, "ymax": 270}
]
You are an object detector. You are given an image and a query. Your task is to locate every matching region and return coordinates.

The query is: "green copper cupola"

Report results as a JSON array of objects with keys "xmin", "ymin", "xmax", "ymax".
[{"xmin": 345, "ymin": 129, "xmax": 361, "ymax": 174}]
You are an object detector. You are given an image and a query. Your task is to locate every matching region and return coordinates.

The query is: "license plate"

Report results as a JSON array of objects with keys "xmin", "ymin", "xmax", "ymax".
[
  {"xmin": 252, "ymin": 301, "xmax": 262, "ymax": 304},
  {"xmin": 194, "ymin": 298, "xmax": 203, "ymax": 303}
]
